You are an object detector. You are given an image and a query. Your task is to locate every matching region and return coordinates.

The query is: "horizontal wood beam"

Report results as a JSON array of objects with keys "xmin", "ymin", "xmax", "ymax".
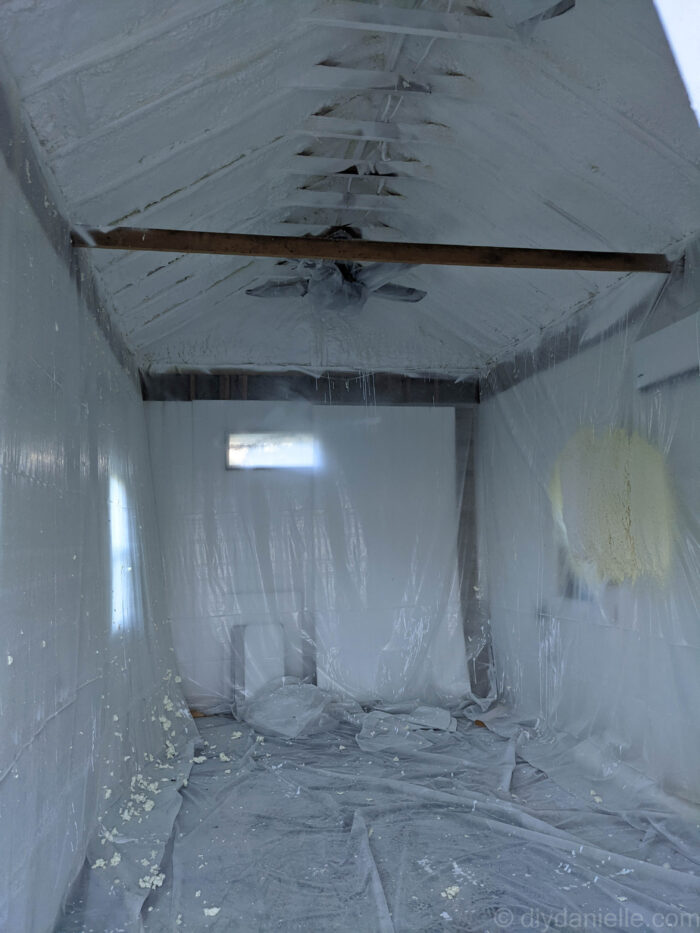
[
  {"xmin": 71, "ymin": 227, "xmax": 671, "ymax": 273},
  {"xmin": 141, "ymin": 370, "xmax": 479, "ymax": 406}
]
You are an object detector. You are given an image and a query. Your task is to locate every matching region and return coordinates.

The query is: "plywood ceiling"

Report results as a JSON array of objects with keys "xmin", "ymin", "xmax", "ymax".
[{"xmin": 1, "ymin": 0, "xmax": 698, "ymax": 376}]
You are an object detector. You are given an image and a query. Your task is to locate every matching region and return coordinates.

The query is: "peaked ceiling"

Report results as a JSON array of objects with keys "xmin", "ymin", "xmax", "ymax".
[{"xmin": 1, "ymin": 0, "xmax": 698, "ymax": 376}]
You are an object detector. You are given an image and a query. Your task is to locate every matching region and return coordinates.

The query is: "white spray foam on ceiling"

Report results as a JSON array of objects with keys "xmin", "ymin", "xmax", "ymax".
[{"xmin": 0, "ymin": 0, "xmax": 698, "ymax": 374}]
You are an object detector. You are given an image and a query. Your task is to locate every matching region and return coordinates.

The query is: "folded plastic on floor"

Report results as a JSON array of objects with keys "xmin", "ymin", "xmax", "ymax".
[{"xmin": 59, "ymin": 687, "xmax": 700, "ymax": 932}]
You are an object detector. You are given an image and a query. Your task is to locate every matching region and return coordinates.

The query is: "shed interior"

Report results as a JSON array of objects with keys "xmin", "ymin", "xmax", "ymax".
[{"xmin": 1, "ymin": 2, "xmax": 699, "ymax": 931}]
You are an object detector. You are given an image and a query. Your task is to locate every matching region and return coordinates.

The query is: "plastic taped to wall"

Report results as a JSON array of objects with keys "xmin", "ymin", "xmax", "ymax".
[
  {"xmin": 477, "ymin": 237, "xmax": 700, "ymax": 806},
  {"xmin": 146, "ymin": 401, "xmax": 488, "ymax": 714},
  {"xmin": 0, "ymin": 80, "xmax": 195, "ymax": 933}
]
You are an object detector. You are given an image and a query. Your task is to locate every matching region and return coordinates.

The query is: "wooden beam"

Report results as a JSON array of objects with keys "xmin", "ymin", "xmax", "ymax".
[
  {"xmin": 71, "ymin": 227, "xmax": 671, "ymax": 274},
  {"xmin": 140, "ymin": 369, "xmax": 479, "ymax": 406}
]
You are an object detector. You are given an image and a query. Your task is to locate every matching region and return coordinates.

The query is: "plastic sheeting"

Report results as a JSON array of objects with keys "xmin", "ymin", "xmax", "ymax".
[
  {"xmin": 82, "ymin": 701, "xmax": 700, "ymax": 932},
  {"xmin": 0, "ymin": 81, "xmax": 194, "ymax": 933},
  {"xmin": 5, "ymin": 40, "xmax": 700, "ymax": 928},
  {"xmin": 478, "ymin": 240, "xmax": 700, "ymax": 807},
  {"xmin": 146, "ymin": 401, "xmax": 482, "ymax": 712}
]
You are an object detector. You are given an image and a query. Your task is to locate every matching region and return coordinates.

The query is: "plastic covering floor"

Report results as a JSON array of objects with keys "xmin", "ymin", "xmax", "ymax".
[{"xmin": 58, "ymin": 687, "xmax": 700, "ymax": 933}]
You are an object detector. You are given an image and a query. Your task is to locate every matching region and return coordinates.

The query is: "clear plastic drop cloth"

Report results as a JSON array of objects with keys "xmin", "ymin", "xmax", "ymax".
[{"xmin": 119, "ymin": 705, "xmax": 700, "ymax": 932}]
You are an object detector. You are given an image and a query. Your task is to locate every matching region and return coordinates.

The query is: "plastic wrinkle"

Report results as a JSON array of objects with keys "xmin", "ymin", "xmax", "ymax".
[{"xmin": 119, "ymin": 712, "xmax": 700, "ymax": 932}]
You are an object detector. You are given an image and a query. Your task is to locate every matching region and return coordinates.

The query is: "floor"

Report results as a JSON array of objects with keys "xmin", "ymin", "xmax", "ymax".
[{"xmin": 60, "ymin": 691, "xmax": 700, "ymax": 932}]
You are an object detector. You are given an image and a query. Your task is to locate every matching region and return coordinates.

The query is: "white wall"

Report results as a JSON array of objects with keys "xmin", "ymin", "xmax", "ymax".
[
  {"xmin": 478, "ymin": 324, "xmax": 700, "ymax": 802},
  {"xmin": 147, "ymin": 401, "xmax": 314, "ymax": 709},
  {"xmin": 312, "ymin": 406, "xmax": 469, "ymax": 703},
  {"xmin": 146, "ymin": 401, "xmax": 471, "ymax": 709},
  {"xmin": 0, "ymin": 129, "xmax": 189, "ymax": 931}
]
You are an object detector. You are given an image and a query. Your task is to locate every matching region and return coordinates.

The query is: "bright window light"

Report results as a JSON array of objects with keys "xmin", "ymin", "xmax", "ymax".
[
  {"xmin": 109, "ymin": 476, "xmax": 133, "ymax": 631},
  {"xmin": 654, "ymin": 0, "xmax": 700, "ymax": 124},
  {"xmin": 226, "ymin": 433, "xmax": 320, "ymax": 470}
]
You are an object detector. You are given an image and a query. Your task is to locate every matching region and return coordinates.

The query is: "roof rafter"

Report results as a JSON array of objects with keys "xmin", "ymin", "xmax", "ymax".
[
  {"xmin": 280, "ymin": 155, "xmax": 434, "ymax": 180},
  {"xmin": 280, "ymin": 189, "xmax": 410, "ymax": 212},
  {"xmin": 305, "ymin": 2, "xmax": 514, "ymax": 42},
  {"xmin": 302, "ymin": 115, "xmax": 451, "ymax": 144},
  {"xmin": 293, "ymin": 65, "xmax": 475, "ymax": 99}
]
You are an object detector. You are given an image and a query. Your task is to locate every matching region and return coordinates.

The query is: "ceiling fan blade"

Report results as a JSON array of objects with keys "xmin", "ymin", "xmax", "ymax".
[
  {"xmin": 356, "ymin": 262, "xmax": 417, "ymax": 290},
  {"xmin": 537, "ymin": 0, "xmax": 575, "ymax": 20},
  {"xmin": 516, "ymin": 0, "xmax": 574, "ymax": 36},
  {"xmin": 374, "ymin": 283, "xmax": 427, "ymax": 303},
  {"xmin": 245, "ymin": 278, "xmax": 308, "ymax": 299}
]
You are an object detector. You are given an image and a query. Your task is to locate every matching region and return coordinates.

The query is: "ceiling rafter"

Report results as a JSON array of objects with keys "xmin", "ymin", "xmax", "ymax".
[
  {"xmin": 49, "ymin": 41, "xmax": 335, "ymax": 161},
  {"xmin": 96, "ymin": 139, "xmax": 304, "ymax": 230},
  {"xmin": 290, "ymin": 7, "xmax": 463, "ymax": 224},
  {"xmin": 130, "ymin": 267, "xmax": 268, "ymax": 350},
  {"xmin": 280, "ymin": 155, "xmax": 434, "ymax": 180},
  {"xmin": 284, "ymin": 171, "xmax": 447, "ymax": 199},
  {"xmin": 123, "ymin": 257, "xmax": 258, "ymax": 334},
  {"xmin": 279, "ymin": 189, "xmax": 411, "ymax": 212},
  {"xmin": 20, "ymin": 0, "xmax": 231, "ymax": 96},
  {"xmin": 292, "ymin": 64, "xmax": 475, "ymax": 99},
  {"xmin": 301, "ymin": 114, "xmax": 452, "ymax": 144},
  {"xmin": 70, "ymin": 95, "xmax": 306, "ymax": 210},
  {"xmin": 305, "ymin": 2, "xmax": 515, "ymax": 42}
]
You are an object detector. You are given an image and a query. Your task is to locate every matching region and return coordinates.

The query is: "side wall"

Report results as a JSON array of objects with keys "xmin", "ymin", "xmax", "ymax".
[
  {"xmin": 0, "ymin": 80, "xmax": 189, "ymax": 932},
  {"xmin": 478, "ymin": 304, "xmax": 700, "ymax": 802}
]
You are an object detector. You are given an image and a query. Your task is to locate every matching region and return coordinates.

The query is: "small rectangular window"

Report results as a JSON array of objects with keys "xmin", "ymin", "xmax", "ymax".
[{"xmin": 226, "ymin": 433, "xmax": 319, "ymax": 470}]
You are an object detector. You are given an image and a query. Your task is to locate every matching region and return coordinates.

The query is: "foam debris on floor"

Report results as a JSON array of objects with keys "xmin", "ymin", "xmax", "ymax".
[{"xmin": 60, "ymin": 685, "xmax": 700, "ymax": 932}]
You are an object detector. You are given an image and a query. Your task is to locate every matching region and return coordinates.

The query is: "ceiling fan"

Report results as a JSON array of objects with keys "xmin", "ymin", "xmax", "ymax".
[{"xmin": 244, "ymin": 225, "xmax": 427, "ymax": 310}]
